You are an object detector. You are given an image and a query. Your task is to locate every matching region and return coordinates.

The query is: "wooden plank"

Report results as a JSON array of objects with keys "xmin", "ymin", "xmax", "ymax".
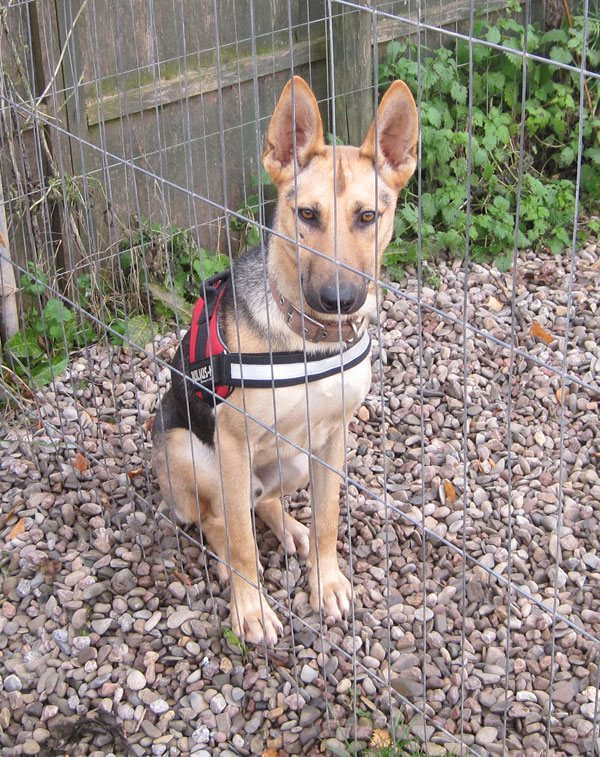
[
  {"xmin": 85, "ymin": 37, "xmax": 327, "ymax": 126},
  {"xmin": 331, "ymin": 1, "xmax": 374, "ymax": 146},
  {"xmin": 85, "ymin": 0, "xmax": 515, "ymax": 127}
]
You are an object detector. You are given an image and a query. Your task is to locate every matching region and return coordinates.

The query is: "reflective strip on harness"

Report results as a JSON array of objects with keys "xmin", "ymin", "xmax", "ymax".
[{"xmin": 188, "ymin": 270, "xmax": 372, "ymax": 405}]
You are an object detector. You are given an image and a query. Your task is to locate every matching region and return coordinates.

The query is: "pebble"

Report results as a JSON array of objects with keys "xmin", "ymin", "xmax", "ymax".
[{"xmin": 127, "ymin": 670, "xmax": 146, "ymax": 691}]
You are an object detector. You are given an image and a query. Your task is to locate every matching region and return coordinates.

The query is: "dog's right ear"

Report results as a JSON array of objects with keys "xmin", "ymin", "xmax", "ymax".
[{"xmin": 263, "ymin": 76, "xmax": 326, "ymax": 184}]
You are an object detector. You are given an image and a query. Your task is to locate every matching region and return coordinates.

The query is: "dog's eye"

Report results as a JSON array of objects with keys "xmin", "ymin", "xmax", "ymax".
[
  {"xmin": 361, "ymin": 210, "xmax": 377, "ymax": 224},
  {"xmin": 298, "ymin": 208, "xmax": 315, "ymax": 222}
]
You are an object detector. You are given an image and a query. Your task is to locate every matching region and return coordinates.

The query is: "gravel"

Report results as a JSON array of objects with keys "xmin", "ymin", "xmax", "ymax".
[{"xmin": 1, "ymin": 242, "xmax": 599, "ymax": 756}]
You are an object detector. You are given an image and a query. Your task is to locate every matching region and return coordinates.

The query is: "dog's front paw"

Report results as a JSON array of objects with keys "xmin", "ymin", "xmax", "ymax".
[
  {"xmin": 309, "ymin": 566, "xmax": 352, "ymax": 620},
  {"xmin": 231, "ymin": 588, "xmax": 283, "ymax": 646}
]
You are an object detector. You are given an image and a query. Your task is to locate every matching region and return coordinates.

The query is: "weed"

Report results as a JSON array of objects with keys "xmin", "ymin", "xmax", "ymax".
[
  {"xmin": 379, "ymin": 8, "xmax": 600, "ymax": 275},
  {"xmin": 230, "ymin": 168, "xmax": 274, "ymax": 249},
  {"xmin": 118, "ymin": 216, "xmax": 230, "ymax": 320},
  {"xmin": 4, "ymin": 262, "xmax": 96, "ymax": 388}
]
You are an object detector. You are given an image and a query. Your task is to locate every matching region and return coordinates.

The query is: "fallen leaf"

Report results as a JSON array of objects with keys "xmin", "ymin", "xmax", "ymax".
[
  {"xmin": 145, "ymin": 416, "xmax": 155, "ymax": 433},
  {"xmin": 444, "ymin": 479, "xmax": 457, "ymax": 504},
  {"xmin": 39, "ymin": 557, "xmax": 61, "ymax": 580},
  {"xmin": 173, "ymin": 569, "xmax": 192, "ymax": 586},
  {"xmin": 370, "ymin": 729, "xmax": 391, "ymax": 748},
  {"xmin": 7, "ymin": 518, "xmax": 26, "ymax": 539},
  {"xmin": 530, "ymin": 321, "xmax": 553, "ymax": 344},
  {"xmin": 127, "ymin": 467, "xmax": 144, "ymax": 480},
  {"xmin": 486, "ymin": 295, "xmax": 503, "ymax": 312},
  {"xmin": 74, "ymin": 452, "xmax": 88, "ymax": 472},
  {"xmin": 261, "ymin": 750, "xmax": 279, "ymax": 757},
  {"xmin": 556, "ymin": 387, "xmax": 568, "ymax": 403}
]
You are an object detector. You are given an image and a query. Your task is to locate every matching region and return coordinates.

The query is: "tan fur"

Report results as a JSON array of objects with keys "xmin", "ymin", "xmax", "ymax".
[{"xmin": 155, "ymin": 77, "xmax": 418, "ymax": 645}]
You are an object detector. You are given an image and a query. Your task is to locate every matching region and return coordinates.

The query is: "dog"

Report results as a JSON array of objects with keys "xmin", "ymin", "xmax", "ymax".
[{"xmin": 152, "ymin": 76, "xmax": 418, "ymax": 645}]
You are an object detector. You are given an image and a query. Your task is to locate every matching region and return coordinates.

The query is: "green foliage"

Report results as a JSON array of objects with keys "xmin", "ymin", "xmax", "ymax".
[
  {"xmin": 119, "ymin": 216, "xmax": 230, "ymax": 319},
  {"xmin": 379, "ymin": 10, "xmax": 600, "ymax": 274},
  {"xmin": 231, "ymin": 168, "xmax": 274, "ymax": 249},
  {"xmin": 5, "ymin": 263, "xmax": 95, "ymax": 389}
]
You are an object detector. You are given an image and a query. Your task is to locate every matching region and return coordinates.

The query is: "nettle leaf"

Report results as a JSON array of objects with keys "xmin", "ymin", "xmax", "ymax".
[
  {"xmin": 542, "ymin": 28, "xmax": 569, "ymax": 45},
  {"xmin": 424, "ymin": 104, "xmax": 442, "ymax": 128},
  {"xmin": 450, "ymin": 80, "xmax": 468, "ymax": 105},
  {"xmin": 559, "ymin": 146, "xmax": 576, "ymax": 167},
  {"xmin": 550, "ymin": 45, "xmax": 572, "ymax": 65},
  {"xmin": 42, "ymin": 298, "xmax": 74, "ymax": 341},
  {"xmin": 486, "ymin": 26, "xmax": 501, "ymax": 45},
  {"xmin": 584, "ymin": 147, "xmax": 600, "ymax": 165}
]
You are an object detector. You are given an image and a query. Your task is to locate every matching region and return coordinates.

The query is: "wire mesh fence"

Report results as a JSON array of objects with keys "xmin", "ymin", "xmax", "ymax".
[{"xmin": 1, "ymin": 1, "xmax": 599, "ymax": 756}]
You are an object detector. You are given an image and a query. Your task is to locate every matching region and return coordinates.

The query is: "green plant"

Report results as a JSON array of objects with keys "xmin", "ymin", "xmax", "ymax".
[
  {"xmin": 118, "ymin": 216, "xmax": 229, "ymax": 321},
  {"xmin": 230, "ymin": 168, "xmax": 274, "ymax": 249},
  {"xmin": 379, "ymin": 9, "xmax": 600, "ymax": 275},
  {"xmin": 324, "ymin": 711, "xmax": 456, "ymax": 757},
  {"xmin": 4, "ymin": 263, "xmax": 95, "ymax": 388}
]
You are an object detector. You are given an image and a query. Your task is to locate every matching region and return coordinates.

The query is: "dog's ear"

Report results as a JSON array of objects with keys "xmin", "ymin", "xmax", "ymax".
[
  {"xmin": 360, "ymin": 80, "xmax": 418, "ymax": 191},
  {"xmin": 263, "ymin": 76, "xmax": 326, "ymax": 184}
]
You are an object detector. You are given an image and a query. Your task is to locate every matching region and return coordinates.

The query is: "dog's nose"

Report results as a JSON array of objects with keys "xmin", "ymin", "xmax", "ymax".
[{"xmin": 319, "ymin": 282, "xmax": 357, "ymax": 314}]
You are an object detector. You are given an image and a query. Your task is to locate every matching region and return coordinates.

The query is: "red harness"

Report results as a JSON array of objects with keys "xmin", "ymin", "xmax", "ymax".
[{"xmin": 188, "ymin": 271, "xmax": 233, "ymax": 403}]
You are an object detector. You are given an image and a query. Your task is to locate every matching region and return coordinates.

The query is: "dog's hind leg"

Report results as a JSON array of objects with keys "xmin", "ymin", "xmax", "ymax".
[{"xmin": 152, "ymin": 427, "xmax": 230, "ymax": 583}]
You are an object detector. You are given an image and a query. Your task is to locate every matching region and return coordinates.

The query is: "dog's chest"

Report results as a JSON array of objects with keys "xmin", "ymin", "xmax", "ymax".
[{"xmin": 248, "ymin": 356, "xmax": 371, "ymax": 457}]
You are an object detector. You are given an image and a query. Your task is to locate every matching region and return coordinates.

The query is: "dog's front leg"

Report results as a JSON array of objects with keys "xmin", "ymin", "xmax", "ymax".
[
  {"xmin": 308, "ymin": 431, "xmax": 352, "ymax": 620},
  {"xmin": 218, "ymin": 428, "xmax": 283, "ymax": 646}
]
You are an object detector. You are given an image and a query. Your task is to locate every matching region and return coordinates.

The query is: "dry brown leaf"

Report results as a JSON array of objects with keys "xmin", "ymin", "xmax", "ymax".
[
  {"xmin": 556, "ymin": 387, "xmax": 568, "ymax": 403},
  {"xmin": 74, "ymin": 452, "xmax": 89, "ymax": 472},
  {"xmin": 370, "ymin": 729, "xmax": 391, "ymax": 748},
  {"xmin": 127, "ymin": 467, "xmax": 144, "ymax": 480},
  {"xmin": 486, "ymin": 295, "xmax": 504, "ymax": 312},
  {"xmin": 530, "ymin": 321, "xmax": 553, "ymax": 344},
  {"xmin": 444, "ymin": 479, "xmax": 457, "ymax": 504},
  {"xmin": 261, "ymin": 750, "xmax": 278, "ymax": 757},
  {"xmin": 173, "ymin": 569, "xmax": 192, "ymax": 586},
  {"xmin": 7, "ymin": 518, "xmax": 26, "ymax": 540},
  {"xmin": 39, "ymin": 557, "xmax": 61, "ymax": 580}
]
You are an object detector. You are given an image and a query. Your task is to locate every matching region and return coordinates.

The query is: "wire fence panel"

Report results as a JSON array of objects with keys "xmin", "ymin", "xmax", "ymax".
[{"xmin": 1, "ymin": 1, "xmax": 599, "ymax": 756}]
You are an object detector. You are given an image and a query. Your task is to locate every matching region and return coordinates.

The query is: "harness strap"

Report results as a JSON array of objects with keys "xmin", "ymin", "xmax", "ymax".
[{"xmin": 188, "ymin": 270, "xmax": 371, "ymax": 405}]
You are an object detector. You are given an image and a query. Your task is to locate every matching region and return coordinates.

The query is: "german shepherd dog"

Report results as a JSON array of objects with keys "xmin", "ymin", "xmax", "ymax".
[{"xmin": 152, "ymin": 77, "xmax": 418, "ymax": 645}]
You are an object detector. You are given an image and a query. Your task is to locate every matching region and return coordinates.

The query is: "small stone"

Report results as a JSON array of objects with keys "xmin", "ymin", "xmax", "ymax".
[
  {"xmin": 209, "ymin": 693, "xmax": 227, "ymax": 714},
  {"xmin": 299, "ymin": 705, "xmax": 321, "ymax": 727},
  {"xmin": 127, "ymin": 670, "xmax": 146, "ymax": 691},
  {"xmin": 4, "ymin": 674, "xmax": 22, "ymax": 692},
  {"xmin": 414, "ymin": 606, "xmax": 434, "ymax": 623},
  {"xmin": 149, "ymin": 698, "xmax": 169, "ymax": 714},
  {"xmin": 300, "ymin": 664, "xmax": 318, "ymax": 684},
  {"xmin": 166, "ymin": 609, "xmax": 197, "ymax": 629},
  {"xmin": 91, "ymin": 618, "xmax": 112, "ymax": 635},
  {"xmin": 553, "ymin": 681, "xmax": 576, "ymax": 704},
  {"xmin": 111, "ymin": 568, "xmax": 137, "ymax": 593},
  {"xmin": 22, "ymin": 740, "xmax": 41, "ymax": 755},
  {"xmin": 191, "ymin": 725, "xmax": 211, "ymax": 744},
  {"xmin": 476, "ymin": 727, "xmax": 498, "ymax": 746}
]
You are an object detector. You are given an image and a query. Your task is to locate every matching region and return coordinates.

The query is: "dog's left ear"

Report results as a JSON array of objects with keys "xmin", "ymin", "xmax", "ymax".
[
  {"xmin": 263, "ymin": 76, "xmax": 326, "ymax": 184},
  {"xmin": 360, "ymin": 80, "xmax": 419, "ymax": 191}
]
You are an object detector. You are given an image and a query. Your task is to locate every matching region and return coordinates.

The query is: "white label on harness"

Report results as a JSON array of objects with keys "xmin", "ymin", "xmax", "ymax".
[{"xmin": 191, "ymin": 365, "xmax": 212, "ymax": 383}]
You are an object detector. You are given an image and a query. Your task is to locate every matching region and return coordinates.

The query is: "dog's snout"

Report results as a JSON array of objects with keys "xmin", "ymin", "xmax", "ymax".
[{"xmin": 320, "ymin": 282, "xmax": 358, "ymax": 314}]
